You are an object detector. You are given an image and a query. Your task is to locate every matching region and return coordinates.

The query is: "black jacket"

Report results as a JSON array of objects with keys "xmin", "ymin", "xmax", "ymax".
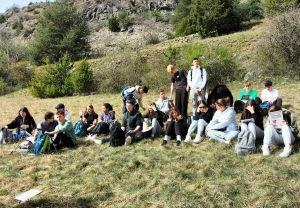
[
  {"xmin": 7, "ymin": 116, "xmax": 36, "ymax": 134},
  {"xmin": 207, "ymin": 85, "xmax": 234, "ymax": 107},
  {"xmin": 194, "ymin": 108, "xmax": 213, "ymax": 124},
  {"xmin": 143, "ymin": 110, "xmax": 164, "ymax": 128}
]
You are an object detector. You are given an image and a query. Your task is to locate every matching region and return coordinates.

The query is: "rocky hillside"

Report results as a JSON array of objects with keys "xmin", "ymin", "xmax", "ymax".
[{"xmin": 0, "ymin": 0, "xmax": 177, "ymax": 55}]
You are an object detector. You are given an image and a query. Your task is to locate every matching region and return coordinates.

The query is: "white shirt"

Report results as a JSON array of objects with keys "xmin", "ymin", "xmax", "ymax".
[
  {"xmin": 207, "ymin": 107, "xmax": 238, "ymax": 131},
  {"xmin": 261, "ymin": 89, "xmax": 279, "ymax": 102},
  {"xmin": 124, "ymin": 86, "xmax": 144, "ymax": 108},
  {"xmin": 187, "ymin": 66, "xmax": 207, "ymax": 89},
  {"xmin": 55, "ymin": 109, "xmax": 71, "ymax": 121}
]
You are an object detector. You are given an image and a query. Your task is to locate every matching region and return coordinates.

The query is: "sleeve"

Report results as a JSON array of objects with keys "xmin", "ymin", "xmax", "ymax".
[
  {"xmin": 137, "ymin": 96, "xmax": 143, "ymax": 108},
  {"xmin": 108, "ymin": 111, "xmax": 115, "ymax": 123},
  {"xmin": 210, "ymin": 111, "xmax": 235, "ymax": 130},
  {"xmin": 252, "ymin": 90, "xmax": 258, "ymax": 99},
  {"xmin": 261, "ymin": 89, "xmax": 265, "ymax": 99},
  {"xmin": 194, "ymin": 112, "xmax": 200, "ymax": 120},
  {"xmin": 206, "ymin": 112, "xmax": 219, "ymax": 128},
  {"xmin": 94, "ymin": 114, "xmax": 99, "ymax": 120},
  {"xmin": 238, "ymin": 91, "xmax": 244, "ymax": 100},
  {"xmin": 101, "ymin": 113, "xmax": 104, "ymax": 121},
  {"xmin": 122, "ymin": 114, "xmax": 126, "ymax": 128},
  {"xmin": 170, "ymin": 75, "xmax": 175, "ymax": 83},
  {"xmin": 154, "ymin": 111, "xmax": 163, "ymax": 121},
  {"xmin": 135, "ymin": 113, "xmax": 142, "ymax": 127},
  {"xmin": 57, "ymin": 121, "xmax": 73, "ymax": 132},
  {"xmin": 6, "ymin": 117, "xmax": 20, "ymax": 129},
  {"xmin": 201, "ymin": 110, "xmax": 213, "ymax": 123},
  {"xmin": 200, "ymin": 68, "xmax": 207, "ymax": 89}
]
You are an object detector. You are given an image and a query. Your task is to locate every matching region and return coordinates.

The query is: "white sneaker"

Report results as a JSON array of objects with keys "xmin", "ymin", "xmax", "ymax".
[
  {"xmin": 224, "ymin": 140, "xmax": 231, "ymax": 144},
  {"xmin": 90, "ymin": 135, "xmax": 97, "ymax": 140},
  {"xmin": 184, "ymin": 135, "xmax": 192, "ymax": 142},
  {"xmin": 279, "ymin": 147, "xmax": 292, "ymax": 158},
  {"xmin": 194, "ymin": 136, "xmax": 202, "ymax": 143},
  {"xmin": 125, "ymin": 136, "xmax": 132, "ymax": 145},
  {"xmin": 261, "ymin": 145, "xmax": 270, "ymax": 156},
  {"xmin": 86, "ymin": 135, "xmax": 92, "ymax": 141},
  {"xmin": 94, "ymin": 139, "xmax": 103, "ymax": 145}
]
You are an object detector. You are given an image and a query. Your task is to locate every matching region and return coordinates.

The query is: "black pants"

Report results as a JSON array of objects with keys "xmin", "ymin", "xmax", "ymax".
[
  {"xmin": 274, "ymin": 98, "xmax": 282, "ymax": 107},
  {"xmin": 165, "ymin": 121, "xmax": 183, "ymax": 138},
  {"xmin": 175, "ymin": 88, "xmax": 188, "ymax": 118},
  {"xmin": 53, "ymin": 133, "xmax": 75, "ymax": 148}
]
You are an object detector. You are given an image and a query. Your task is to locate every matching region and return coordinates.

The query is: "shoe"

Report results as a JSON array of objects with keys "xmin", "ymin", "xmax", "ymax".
[
  {"xmin": 194, "ymin": 136, "xmax": 202, "ymax": 144},
  {"xmin": 184, "ymin": 135, "xmax": 192, "ymax": 142},
  {"xmin": 224, "ymin": 140, "xmax": 231, "ymax": 144},
  {"xmin": 150, "ymin": 135, "xmax": 155, "ymax": 141},
  {"xmin": 161, "ymin": 140, "xmax": 167, "ymax": 146},
  {"xmin": 90, "ymin": 135, "xmax": 97, "ymax": 140},
  {"xmin": 125, "ymin": 136, "xmax": 132, "ymax": 145},
  {"xmin": 176, "ymin": 140, "xmax": 181, "ymax": 146},
  {"xmin": 279, "ymin": 147, "xmax": 292, "ymax": 158},
  {"xmin": 86, "ymin": 135, "xmax": 92, "ymax": 141},
  {"xmin": 261, "ymin": 145, "xmax": 270, "ymax": 156},
  {"xmin": 94, "ymin": 139, "xmax": 103, "ymax": 145}
]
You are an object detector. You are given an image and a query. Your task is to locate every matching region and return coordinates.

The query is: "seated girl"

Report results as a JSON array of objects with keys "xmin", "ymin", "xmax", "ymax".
[
  {"xmin": 206, "ymin": 97, "xmax": 240, "ymax": 144},
  {"xmin": 240, "ymin": 99, "xmax": 265, "ymax": 141},
  {"xmin": 142, "ymin": 102, "xmax": 164, "ymax": 140},
  {"xmin": 79, "ymin": 105, "xmax": 98, "ymax": 132},
  {"xmin": 161, "ymin": 108, "xmax": 187, "ymax": 146},
  {"xmin": 261, "ymin": 105, "xmax": 299, "ymax": 158},
  {"xmin": 185, "ymin": 100, "xmax": 213, "ymax": 143},
  {"xmin": 5, "ymin": 107, "xmax": 36, "ymax": 136}
]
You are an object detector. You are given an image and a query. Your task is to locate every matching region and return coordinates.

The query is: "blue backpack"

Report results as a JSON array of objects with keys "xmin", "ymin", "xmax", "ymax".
[
  {"xmin": 121, "ymin": 86, "xmax": 132, "ymax": 97},
  {"xmin": 74, "ymin": 121, "xmax": 87, "ymax": 137},
  {"xmin": 34, "ymin": 134, "xmax": 51, "ymax": 155}
]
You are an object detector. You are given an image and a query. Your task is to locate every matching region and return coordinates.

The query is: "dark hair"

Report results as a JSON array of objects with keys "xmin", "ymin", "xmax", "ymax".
[
  {"xmin": 139, "ymin": 86, "xmax": 148, "ymax": 94},
  {"xmin": 265, "ymin": 80, "xmax": 273, "ymax": 87},
  {"xmin": 44, "ymin": 112, "xmax": 54, "ymax": 120},
  {"xmin": 197, "ymin": 100, "xmax": 208, "ymax": 107},
  {"xmin": 158, "ymin": 89, "xmax": 164, "ymax": 94},
  {"xmin": 126, "ymin": 99, "xmax": 135, "ymax": 106},
  {"xmin": 193, "ymin": 58, "xmax": 198, "ymax": 61},
  {"xmin": 19, "ymin": 107, "xmax": 34, "ymax": 119},
  {"xmin": 269, "ymin": 105, "xmax": 282, "ymax": 112},
  {"xmin": 241, "ymin": 100, "xmax": 265, "ymax": 119},
  {"xmin": 56, "ymin": 110, "xmax": 65, "ymax": 115},
  {"xmin": 103, "ymin": 103, "xmax": 113, "ymax": 111},
  {"xmin": 215, "ymin": 97, "xmax": 230, "ymax": 107}
]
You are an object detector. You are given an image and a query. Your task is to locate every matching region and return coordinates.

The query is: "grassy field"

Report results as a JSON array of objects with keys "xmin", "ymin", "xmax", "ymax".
[{"xmin": 1, "ymin": 81, "xmax": 300, "ymax": 207}]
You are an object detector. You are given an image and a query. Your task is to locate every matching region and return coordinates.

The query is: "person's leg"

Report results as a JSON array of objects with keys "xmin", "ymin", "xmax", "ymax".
[
  {"xmin": 206, "ymin": 130, "xmax": 227, "ymax": 142},
  {"xmin": 255, "ymin": 97, "xmax": 262, "ymax": 105},
  {"xmin": 186, "ymin": 120, "xmax": 197, "ymax": 137},
  {"xmin": 190, "ymin": 89, "xmax": 198, "ymax": 116},
  {"xmin": 262, "ymin": 125, "xmax": 282, "ymax": 155},
  {"xmin": 174, "ymin": 122, "xmax": 183, "ymax": 146},
  {"xmin": 194, "ymin": 119, "xmax": 208, "ymax": 143},
  {"xmin": 247, "ymin": 122, "xmax": 264, "ymax": 141},
  {"xmin": 162, "ymin": 121, "xmax": 174, "ymax": 146},
  {"xmin": 175, "ymin": 89, "xmax": 181, "ymax": 113},
  {"xmin": 224, "ymin": 130, "xmax": 239, "ymax": 141},
  {"xmin": 151, "ymin": 118, "xmax": 163, "ymax": 137},
  {"xmin": 100, "ymin": 122, "xmax": 109, "ymax": 133},
  {"xmin": 280, "ymin": 125, "xmax": 295, "ymax": 157},
  {"xmin": 274, "ymin": 98, "xmax": 282, "ymax": 107},
  {"xmin": 240, "ymin": 123, "xmax": 249, "ymax": 132},
  {"xmin": 182, "ymin": 89, "xmax": 189, "ymax": 118},
  {"xmin": 53, "ymin": 133, "xmax": 75, "ymax": 148}
]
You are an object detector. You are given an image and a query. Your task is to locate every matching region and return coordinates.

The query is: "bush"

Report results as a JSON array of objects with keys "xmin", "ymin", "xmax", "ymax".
[
  {"xmin": 9, "ymin": 61, "xmax": 34, "ymax": 88},
  {"xmin": 0, "ymin": 15, "xmax": 6, "ymax": 24},
  {"xmin": 0, "ymin": 78, "xmax": 8, "ymax": 95},
  {"xmin": 108, "ymin": 16, "xmax": 120, "ymax": 32},
  {"xmin": 27, "ymin": 7, "xmax": 35, "ymax": 12},
  {"xmin": 262, "ymin": 0, "xmax": 299, "ymax": 17},
  {"xmin": 163, "ymin": 45, "xmax": 181, "ymax": 65},
  {"xmin": 143, "ymin": 32, "xmax": 160, "ymax": 45},
  {"xmin": 71, "ymin": 59, "xmax": 94, "ymax": 94},
  {"xmin": 118, "ymin": 11, "xmax": 130, "ymax": 30},
  {"xmin": 12, "ymin": 21, "xmax": 23, "ymax": 30}
]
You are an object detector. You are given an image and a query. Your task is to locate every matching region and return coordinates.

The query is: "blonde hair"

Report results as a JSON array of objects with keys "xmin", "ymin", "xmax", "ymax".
[
  {"xmin": 167, "ymin": 65, "xmax": 175, "ymax": 73},
  {"xmin": 244, "ymin": 82, "xmax": 251, "ymax": 87},
  {"xmin": 215, "ymin": 97, "xmax": 230, "ymax": 107}
]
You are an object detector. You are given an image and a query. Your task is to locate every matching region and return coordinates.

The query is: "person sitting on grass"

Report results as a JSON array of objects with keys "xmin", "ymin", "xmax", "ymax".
[
  {"xmin": 5, "ymin": 107, "xmax": 36, "ymax": 136},
  {"xmin": 185, "ymin": 100, "xmax": 213, "ymax": 144},
  {"xmin": 206, "ymin": 97, "xmax": 240, "ymax": 144},
  {"xmin": 161, "ymin": 108, "xmax": 187, "ymax": 147},
  {"xmin": 239, "ymin": 99, "xmax": 265, "ymax": 141},
  {"xmin": 261, "ymin": 105, "xmax": 298, "ymax": 158},
  {"xmin": 79, "ymin": 105, "xmax": 98, "ymax": 133},
  {"xmin": 207, "ymin": 85, "xmax": 234, "ymax": 110},
  {"xmin": 54, "ymin": 103, "xmax": 71, "ymax": 121},
  {"xmin": 45, "ymin": 110, "xmax": 76, "ymax": 148},
  {"xmin": 142, "ymin": 102, "xmax": 164, "ymax": 140},
  {"xmin": 121, "ymin": 99, "xmax": 143, "ymax": 145},
  {"xmin": 155, "ymin": 89, "xmax": 174, "ymax": 121}
]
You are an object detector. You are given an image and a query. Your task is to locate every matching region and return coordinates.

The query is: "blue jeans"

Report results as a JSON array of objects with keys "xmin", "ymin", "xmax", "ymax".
[
  {"xmin": 187, "ymin": 119, "xmax": 208, "ymax": 138},
  {"xmin": 206, "ymin": 129, "xmax": 240, "ymax": 143}
]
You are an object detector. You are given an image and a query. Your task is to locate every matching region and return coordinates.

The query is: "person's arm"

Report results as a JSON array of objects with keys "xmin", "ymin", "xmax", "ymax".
[
  {"xmin": 209, "ymin": 110, "xmax": 235, "ymax": 130},
  {"xmin": 45, "ymin": 129, "xmax": 60, "ymax": 135},
  {"xmin": 121, "ymin": 114, "xmax": 126, "ymax": 131},
  {"xmin": 6, "ymin": 117, "xmax": 20, "ymax": 129},
  {"xmin": 170, "ymin": 82, "xmax": 174, "ymax": 99},
  {"xmin": 200, "ymin": 68, "xmax": 207, "ymax": 90},
  {"xmin": 237, "ymin": 90, "xmax": 244, "ymax": 100},
  {"xmin": 270, "ymin": 90, "xmax": 279, "ymax": 104},
  {"xmin": 261, "ymin": 90, "xmax": 266, "ymax": 102}
]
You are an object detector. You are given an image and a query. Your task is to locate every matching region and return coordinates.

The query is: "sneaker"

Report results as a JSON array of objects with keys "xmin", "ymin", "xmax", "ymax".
[
  {"xmin": 94, "ymin": 139, "xmax": 103, "ymax": 145},
  {"xmin": 193, "ymin": 136, "xmax": 202, "ymax": 144},
  {"xmin": 90, "ymin": 135, "xmax": 97, "ymax": 140},
  {"xmin": 86, "ymin": 135, "xmax": 92, "ymax": 141},
  {"xmin": 184, "ymin": 135, "xmax": 192, "ymax": 142},
  {"xmin": 261, "ymin": 145, "xmax": 270, "ymax": 156},
  {"xmin": 125, "ymin": 136, "xmax": 132, "ymax": 145},
  {"xmin": 161, "ymin": 140, "xmax": 167, "ymax": 146},
  {"xmin": 224, "ymin": 140, "xmax": 231, "ymax": 144},
  {"xmin": 150, "ymin": 135, "xmax": 155, "ymax": 141},
  {"xmin": 176, "ymin": 140, "xmax": 181, "ymax": 146},
  {"xmin": 279, "ymin": 147, "xmax": 292, "ymax": 158}
]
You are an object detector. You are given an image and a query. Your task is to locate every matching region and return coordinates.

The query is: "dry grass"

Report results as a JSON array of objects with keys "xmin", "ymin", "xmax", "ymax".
[{"xmin": 1, "ymin": 81, "xmax": 300, "ymax": 207}]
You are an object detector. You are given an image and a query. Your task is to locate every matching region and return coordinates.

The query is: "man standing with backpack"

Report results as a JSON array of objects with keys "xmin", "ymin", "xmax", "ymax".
[{"xmin": 187, "ymin": 58, "xmax": 207, "ymax": 116}]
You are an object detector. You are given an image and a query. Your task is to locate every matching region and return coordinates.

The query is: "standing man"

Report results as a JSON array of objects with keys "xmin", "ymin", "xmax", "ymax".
[
  {"xmin": 167, "ymin": 65, "xmax": 189, "ymax": 118},
  {"xmin": 187, "ymin": 58, "xmax": 207, "ymax": 116}
]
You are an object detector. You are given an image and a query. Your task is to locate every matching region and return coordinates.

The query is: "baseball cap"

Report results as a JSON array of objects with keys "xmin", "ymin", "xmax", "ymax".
[{"xmin": 55, "ymin": 103, "xmax": 65, "ymax": 109}]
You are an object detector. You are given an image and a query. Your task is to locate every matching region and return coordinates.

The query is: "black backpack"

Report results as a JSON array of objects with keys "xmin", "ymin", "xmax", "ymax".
[{"xmin": 109, "ymin": 120, "xmax": 125, "ymax": 147}]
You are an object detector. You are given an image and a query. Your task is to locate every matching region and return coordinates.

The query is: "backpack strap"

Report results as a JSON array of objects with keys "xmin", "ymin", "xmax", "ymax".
[{"xmin": 190, "ymin": 66, "xmax": 203, "ymax": 82}]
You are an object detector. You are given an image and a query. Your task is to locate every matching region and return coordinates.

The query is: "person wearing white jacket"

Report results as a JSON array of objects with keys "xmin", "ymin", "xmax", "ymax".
[
  {"xmin": 206, "ymin": 97, "xmax": 240, "ymax": 143},
  {"xmin": 187, "ymin": 58, "xmax": 207, "ymax": 116}
]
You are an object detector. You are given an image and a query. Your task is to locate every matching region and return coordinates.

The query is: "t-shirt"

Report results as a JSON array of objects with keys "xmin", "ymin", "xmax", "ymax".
[
  {"xmin": 261, "ymin": 89, "xmax": 279, "ymax": 102},
  {"xmin": 55, "ymin": 120, "xmax": 76, "ymax": 144},
  {"xmin": 84, "ymin": 113, "xmax": 98, "ymax": 126},
  {"xmin": 171, "ymin": 69, "xmax": 187, "ymax": 89},
  {"xmin": 238, "ymin": 89, "xmax": 258, "ymax": 101}
]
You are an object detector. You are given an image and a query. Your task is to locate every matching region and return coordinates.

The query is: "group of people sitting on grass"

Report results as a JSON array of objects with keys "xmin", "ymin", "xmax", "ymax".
[{"xmin": 2, "ymin": 58, "xmax": 298, "ymax": 158}]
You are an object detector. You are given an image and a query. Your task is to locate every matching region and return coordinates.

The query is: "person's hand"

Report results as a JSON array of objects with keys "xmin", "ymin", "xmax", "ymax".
[
  {"xmin": 186, "ymin": 86, "xmax": 189, "ymax": 92},
  {"xmin": 4, "ymin": 126, "xmax": 8, "ymax": 128},
  {"xmin": 269, "ymin": 101, "xmax": 273, "ymax": 104},
  {"xmin": 79, "ymin": 110, "xmax": 83, "ymax": 116},
  {"xmin": 152, "ymin": 105, "xmax": 157, "ymax": 111},
  {"xmin": 238, "ymin": 122, "xmax": 241, "ymax": 127},
  {"xmin": 21, "ymin": 124, "xmax": 29, "ymax": 129},
  {"xmin": 246, "ymin": 105, "xmax": 255, "ymax": 114},
  {"xmin": 280, "ymin": 120, "xmax": 287, "ymax": 126},
  {"xmin": 87, "ymin": 127, "xmax": 92, "ymax": 131},
  {"xmin": 206, "ymin": 127, "xmax": 210, "ymax": 132}
]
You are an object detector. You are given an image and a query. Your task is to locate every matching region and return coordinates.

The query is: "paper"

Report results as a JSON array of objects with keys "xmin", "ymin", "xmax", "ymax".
[
  {"xmin": 241, "ymin": 118, "xmax": 254, "ymax": 123},
  {"xmin": 268, "ymin": 110, "xmax": 283, "ymax": 128},
  {"xmin": 142, "ymin": 126, "xmax": 153, "ymax": 133},
  {"xmin": 15, "ymin": 189, "xmax": 42, "ymax": 202}
]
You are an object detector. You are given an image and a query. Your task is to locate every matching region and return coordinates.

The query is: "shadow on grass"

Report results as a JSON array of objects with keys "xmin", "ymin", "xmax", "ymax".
[
  {"xmin": 15, "ymin": 196, "xmax": 97, "ymax": 208},
  {"xmin": 283, "ymin": 104, "xmax": 292, "ymax": 109}
]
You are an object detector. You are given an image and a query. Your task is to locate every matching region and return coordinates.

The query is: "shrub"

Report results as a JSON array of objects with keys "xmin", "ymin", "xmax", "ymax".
[
  {"xmin": 27, "ymin": 7, "xmax": 35, "ymax": 12},
  {"xmin": 262, "ymin": 0, "xmax": 299, "ymax": 17},
  {"xmin": 0, "ymin": 78, "xmax": 8, "ymax": 96},
  {"xmin": 71, "ymin": 59, "xmax": 94, "ymax": 94},
  {"xmin": 108, "ymin": 16, "xmax": 120, "ymax": 32},
  {"xmin": 151, "ymin": 9, "xmax": 161, "ymax": 22},
  {"xmin": 9, "ymin": 61, "xmax": 34, "ymax": 88},
  {"xmin": 33, "ymin": 10, "xmax": 40, "ymax": 15},
  {"xmin": 30, "ymin": 53, "xmax": 74, "ymax": 98},
  {"xmin": 118, "ymin": 11, "xmax": 130, "ymax": 30},
  {"xmin": 163, "ymin": 45, "xmax": 181, "ymax": 65},
  {"xmin": 0, "ymin": 15, "xmax": 6, "ymax": 24},
  {"xmin": 143, "ymin": 32, "xmax": 160, "ymax": 45},
  {"xmin": 12, "ymin": 21, "xmax": 23, "ymax": 30}
]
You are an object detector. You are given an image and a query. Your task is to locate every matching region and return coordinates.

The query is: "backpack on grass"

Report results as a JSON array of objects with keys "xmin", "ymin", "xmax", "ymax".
[
  {"xmin": 74, "ymin": 121, "xmax": 87, "ymax": 137},
  {"xmin": 109, "ymin": 120, "xmax": 125, "ymax": 147},
  {"xmin": 0, "ymin": 128, "xmax": 13, "ymax": 144},
  {"xmin": 34, "ymin": 134, "xmax": 51, "ymax": 155},
  {"xmin": 235, "ymin": 130, "xmax": 256, "ymax": 155}
]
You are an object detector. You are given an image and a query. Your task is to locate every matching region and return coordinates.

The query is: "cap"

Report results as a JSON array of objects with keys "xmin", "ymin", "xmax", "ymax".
[{"xmin": 55, "ymin": 103, "xmax": 65, "ymax": 109}]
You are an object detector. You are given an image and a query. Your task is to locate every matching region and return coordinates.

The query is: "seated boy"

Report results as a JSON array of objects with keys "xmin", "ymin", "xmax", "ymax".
[{"xmin": 155, "ymin": 89, "xmax": 174, "ymax": 120}]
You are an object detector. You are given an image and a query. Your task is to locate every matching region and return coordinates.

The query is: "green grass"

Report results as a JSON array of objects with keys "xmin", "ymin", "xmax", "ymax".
[{"xmin": 1, "ymin": 81, "xmax": 300, "ymax": 207}]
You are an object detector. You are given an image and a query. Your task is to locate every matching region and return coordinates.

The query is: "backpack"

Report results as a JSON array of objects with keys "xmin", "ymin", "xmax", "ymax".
[
  {"xmin": 0, "ymin": 128, "xmax": 13, "ymax": 144},
  {"xmin": 235, "ymin": 130, "xmax": 256, "ymax": 155},
  {"xmin": 234, "ymin": 100, "xmax": 245, "ymax": 113},
  {"xmin": 74, "ymin": 121, "xmax": 87, "ymax": 137},
  {"xmin": 121, "ymin": 86, "xmax": 134, "ymax": 97},
  {"xmin": 19, "ymin": 140, "xmax": 34, "ymax": 153},
  {"xmin": 109, "ymin": 120, "xmax": 125, "ymax": 147},
  {"xmin": 34, "ymin": 134, "xmax": 51, "ymax": 155}
]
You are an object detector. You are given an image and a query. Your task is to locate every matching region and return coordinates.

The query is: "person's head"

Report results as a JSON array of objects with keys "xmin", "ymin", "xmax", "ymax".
[
  {"xmin": 44, "ymin": 112, "xmax": 55, "ymax": 123},
  {"xmin": 269, "ymin": 104, "xmax": 282, "ymax": 112},
  {"xmin": 138, "ymin": 86, "xmax": 148, "ymax": 94},
  {"xmin": 85, "ymin": 105, "xmax": 95, "ymax": 115},
  {"xmin": 158, "ymin": 89, "xmax": 165, "ymax": 99},
  {"xmin": 148, "ymin": 102, "xmax": 156, "ymax": 113},
  {"xmin": 19, "ymin": 107, "xmax": 30, "ymax": 118},
  {"xmin": 126, "ymin": 99, "xmax": 135, "ymax": 113},
  {"xmin": 241, "ymin": 99, "xmax": 265, "ymax": 119},
  {"xmin": 55, "ymin": 103, "xmax": 65, "ymax": 112},
  {"xmin": 169, "ymin": 108, "xmax": 182, "ymax": 120},
  {"xmin": 215, "ymin": 97, "xmax": 230, "ymax": 112},
  {"xmin": 197, "ymin": 100, "xmax": 208, "ymax": 113},
  {"xmin": 167, "ymin": 65, "xmax": 177, "ymax": 74},
  {"xmin": 244, "ymin": 82, "xmax": 252, "ymax": 92},
  {"xmin": 102, "ymin": 103, "xmax": 113, "ymax": 113},
  {"xmin": 206, "ymin": 88, "xmax": 212, "ymax": 94},
  {"xmin": 56, "ymin": 110, "xmax": 65, "ymax": 123},
  {"xmin": 265, "ymin": 80, "xmax": 273, "ymax": 91},
  {"xmin": 192, "ymin": 58, "xmax": 199, "ymax": 67}
]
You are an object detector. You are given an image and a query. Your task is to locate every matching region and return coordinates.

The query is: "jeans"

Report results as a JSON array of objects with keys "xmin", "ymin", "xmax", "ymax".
[
  {"xmin": 241, "ymin": 122, "xmax": 264, "ymax": 141},
  {"xmin": 124, "ymin": 130, "xmax": 136, "ymax": 141},
  {"xmin": 187, "ymin": 119, "xmax": 207, "ymax": 138},
  {"xmin": 190, "ymin": 88, "xmax": 205, "ymax": 116},
  {"xmin": 206, "ymin": 129, "xmax": 240, "ymax": 143},
  {"xmin": 53, "ymin": 133, "xmax": 75, "ymax": 148},
  {"xmin": 263, "ymin": 124, "xmax": 295, "ymax": 146},
  {"xmin": 143, "ymin": 118, "xmax": 164, "ymax": 136}
]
